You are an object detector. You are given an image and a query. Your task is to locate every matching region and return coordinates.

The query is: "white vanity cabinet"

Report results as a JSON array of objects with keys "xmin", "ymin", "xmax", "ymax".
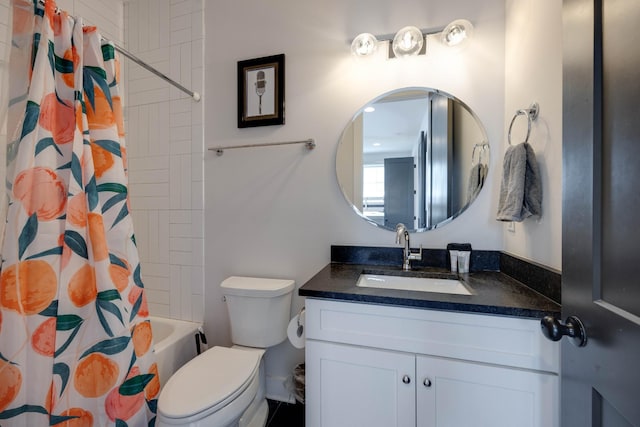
[
  {"xmin": 305, "ymin": 298, "xmax": 560, "ymax": 427},
  {"xmin": 306, "ymin": 340, "xmax": 416, "ymax": 426}
]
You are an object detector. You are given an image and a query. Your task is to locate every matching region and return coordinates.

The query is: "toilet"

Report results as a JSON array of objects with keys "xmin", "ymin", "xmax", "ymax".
[{"xmin": 157, "ymin": 276, "xmax": 295, "ymax": 427}]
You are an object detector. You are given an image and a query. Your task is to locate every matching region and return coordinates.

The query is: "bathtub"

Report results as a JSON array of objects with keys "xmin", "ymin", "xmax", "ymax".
[{"xmin": 150, "ymin": 316, "xmax": 202, "ymax": 389}]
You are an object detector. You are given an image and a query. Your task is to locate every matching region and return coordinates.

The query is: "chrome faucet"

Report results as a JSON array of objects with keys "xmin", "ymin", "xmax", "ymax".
[{"xmin": 395, "ymin": 223, "xmax": 423, "ymax": 271}]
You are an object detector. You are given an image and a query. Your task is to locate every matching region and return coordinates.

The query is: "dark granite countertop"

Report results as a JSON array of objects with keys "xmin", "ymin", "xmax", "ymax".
[{"xmin": 299, "ymin": 263, "xmax": 560, "ymax": 319}]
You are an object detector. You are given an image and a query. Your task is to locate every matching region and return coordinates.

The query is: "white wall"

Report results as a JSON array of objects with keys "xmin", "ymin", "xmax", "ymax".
[
  {"xmin": 205, "ymin": 0, "xmax": 505, "ymax": 401},
  {"xmin": 503, "ymin": 0, "xmax": 562, "ymax": 270},
  {"xmin": 124, "ymin": 0, "xmax": 205, "ymax": 322}
]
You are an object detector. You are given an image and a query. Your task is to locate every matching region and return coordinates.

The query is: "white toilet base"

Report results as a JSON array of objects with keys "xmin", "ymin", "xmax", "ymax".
[
  {"xmin": 238, "ymin": 351, "xmax": 268, "ymax": 427},
  {"xmin": 157, "ymin": 348, "xmax": 266, "ymax": 427},
  {"xmin": 239, "ymin": 399, "xmax": 268, "ymax": 427},
  {"xmin": 156, "ymin": 370, "xmax": 259, "ymax": 427}
]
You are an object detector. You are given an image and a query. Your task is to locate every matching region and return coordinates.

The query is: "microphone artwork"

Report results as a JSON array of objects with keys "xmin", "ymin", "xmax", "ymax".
[
  {"xmin": 255, "ymin": 70, "xmax": 266, "ymax": 115},
  {"xmin": 237, "ymin": 54, "xmax": 283, "ymax": 127}
]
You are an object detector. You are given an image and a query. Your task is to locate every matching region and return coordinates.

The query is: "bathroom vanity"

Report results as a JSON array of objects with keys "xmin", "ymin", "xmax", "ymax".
[
  {"xmin": 310, "ymin": 81, "xmax": 562, "ymax": 426},
  {"xmin": 299, "ymin": 259, "xmax": 561, "ymax": 427}
]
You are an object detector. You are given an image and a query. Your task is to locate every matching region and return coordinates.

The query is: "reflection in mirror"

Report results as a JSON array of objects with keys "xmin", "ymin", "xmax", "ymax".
[{"xmin": 336, "ymin": 88, "xmax": 489, "ymax": 232}]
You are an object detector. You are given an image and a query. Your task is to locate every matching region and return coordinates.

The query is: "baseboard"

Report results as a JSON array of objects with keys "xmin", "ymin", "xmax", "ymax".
[{"xmin": 265, "ymin": 375, "xmax": 296, "ymax": 404}]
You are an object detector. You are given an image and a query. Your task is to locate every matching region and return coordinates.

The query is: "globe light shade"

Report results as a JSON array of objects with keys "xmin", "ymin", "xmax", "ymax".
[
  {"xmin": 441, "ymin": 19, "xmax": 474, "ymax": 47},
  {"xmin": 351, "ymin": 33, "xmax": 378, "ymax": 57},
  {"xmin": 392, "ymin": 26, "xmax": 424, "ymax": 58}
]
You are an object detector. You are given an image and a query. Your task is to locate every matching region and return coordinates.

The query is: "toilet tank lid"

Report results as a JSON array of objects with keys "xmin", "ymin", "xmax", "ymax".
[{"xmin": 221, "ymin": 276, "xmax": 295, "ymax": 297}]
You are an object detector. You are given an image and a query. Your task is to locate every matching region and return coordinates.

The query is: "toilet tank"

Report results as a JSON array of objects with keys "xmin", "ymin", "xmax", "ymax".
[{"xmin": 221, "ymin": 276, "xmax": 295, "ymax": 348}]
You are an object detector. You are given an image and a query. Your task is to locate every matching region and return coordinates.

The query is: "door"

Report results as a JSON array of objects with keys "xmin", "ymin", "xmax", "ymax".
[
  {"xmin": 384, "ymin": 156, "xmax": 415, "ymax": 228},
  {"xmin": 429, "ymin": 94, "xmax": 453, "ymax": 226},
  {"xmin": 416, "ymin": 355, "xmax": 558, "ymax": 427},
  {"xmin": 416, "ymin": 131, "xmax": 427, "ymax": 229},
  {"xmin": 305, "ymin": 341, "xmax": 415, "ymax": 427},
  {"xmin": 562, "ymin": 0, "xmax": 640, "ymax": 425}
]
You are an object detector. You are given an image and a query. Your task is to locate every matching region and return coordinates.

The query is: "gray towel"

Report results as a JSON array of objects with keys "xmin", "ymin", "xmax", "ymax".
[
  {"xmin": 466, "ymin": 163, "xmax": 487, "ymax": 203},
  {"xmin": 496, "ymin": 142, "xmax": 542, "ymax": 221}
]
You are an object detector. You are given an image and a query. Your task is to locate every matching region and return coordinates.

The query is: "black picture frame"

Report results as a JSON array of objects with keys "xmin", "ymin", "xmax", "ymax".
[{"xmin": 237, "ymin": 54, "xmax": 285, "ymax": 128}]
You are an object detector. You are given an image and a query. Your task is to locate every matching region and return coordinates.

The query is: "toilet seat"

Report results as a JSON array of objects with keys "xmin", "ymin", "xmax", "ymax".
[{"xmin": 158, "ymin": 346, "xmax": 262, "ymax": 423}]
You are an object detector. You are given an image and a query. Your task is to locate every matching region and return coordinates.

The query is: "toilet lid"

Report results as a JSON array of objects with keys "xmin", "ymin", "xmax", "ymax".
[{"xmin": 158, "ymin": 346, "xmax": 261, "ymax": 419}]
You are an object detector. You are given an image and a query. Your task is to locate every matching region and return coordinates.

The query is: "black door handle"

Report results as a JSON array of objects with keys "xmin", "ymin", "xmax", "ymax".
[{"xmin": 540, "ymin": 315, "xmax": 587, "ymax": 347}]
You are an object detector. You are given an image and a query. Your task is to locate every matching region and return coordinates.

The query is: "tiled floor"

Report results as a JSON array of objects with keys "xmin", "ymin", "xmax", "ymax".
[{"xmin": 266, "ymin": 399, "xmax": 305, "ymax": 427}]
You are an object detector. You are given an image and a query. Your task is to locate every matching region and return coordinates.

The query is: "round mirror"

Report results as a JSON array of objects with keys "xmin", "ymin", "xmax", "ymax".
[{"xmin": 336, "ymin": 87, "xmax": 489, "ymax": 232}]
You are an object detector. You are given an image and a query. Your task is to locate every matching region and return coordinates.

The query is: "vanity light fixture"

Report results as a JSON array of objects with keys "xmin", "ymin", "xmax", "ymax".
[{"xmin": 350, "ymin": 19, "xmax": 473, "ymax": 58}]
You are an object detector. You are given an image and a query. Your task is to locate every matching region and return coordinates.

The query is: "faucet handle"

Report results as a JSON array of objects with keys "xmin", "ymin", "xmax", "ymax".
[{"xmin": 408, "ymin": 245, "xmax": 423, "ymax": 261}]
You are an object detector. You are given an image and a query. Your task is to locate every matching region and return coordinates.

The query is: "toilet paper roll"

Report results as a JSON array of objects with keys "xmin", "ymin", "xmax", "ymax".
[{"xmin": 287, "ymin": 309, "xmax": 305, "ymax": 349}]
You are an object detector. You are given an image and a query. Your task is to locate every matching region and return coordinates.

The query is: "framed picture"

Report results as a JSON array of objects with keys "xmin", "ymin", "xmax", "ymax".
[{"xmin": 237, "ymin": 54, "xmax": 285, "ymax": 128}]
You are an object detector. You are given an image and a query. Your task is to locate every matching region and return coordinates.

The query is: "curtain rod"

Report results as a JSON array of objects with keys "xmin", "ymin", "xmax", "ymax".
[
  {"xmin": 36, "ymin": 0, "xmax": 201, "ymax": 102},
  {"xmin": 105, "ymin": 40, "xmax": 201, "ymax": 102}
]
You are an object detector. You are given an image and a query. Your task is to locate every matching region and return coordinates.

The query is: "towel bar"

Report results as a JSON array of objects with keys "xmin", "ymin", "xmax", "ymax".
[{"xmin": 210, "ymin": 139, "xmax": 316, "ymax": 156}]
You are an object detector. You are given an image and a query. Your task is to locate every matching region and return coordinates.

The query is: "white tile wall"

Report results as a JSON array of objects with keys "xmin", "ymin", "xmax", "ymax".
[
  {"xmin": 0, "ymin": 0, "xmax": 8, "ymax": 189},
  {"xmin": 0, "ymin": 0, "xmax": 124, "ymax": 247},
  {"xmin": 57, "ymin": 0, "xmax": 124, "ymax": 44},
  {"xmin": 125, "ymin": 0, "xmax": 205, "ymax": 322},
  {"xmin": 0, "ymin": 1, "xmax": 9, "ymax": 62},
  {"xmin": 0, "ymin": 0, "xmax": 202, "ymax": 322},
  {"xmin": 0, "ymin": 0, "xmax": 204, "ymax": 321},
  {"xmin": 0, "ymin": 0, "xmax": 203, "ymax": 324}
]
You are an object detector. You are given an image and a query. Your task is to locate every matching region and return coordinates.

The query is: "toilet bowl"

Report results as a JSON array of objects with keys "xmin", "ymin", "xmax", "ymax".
[
  {"xmin": 157, "ymin": 346, "xmax": 263, "ymax": 426},
  {"xmin": 157, "ymin": 277, "xmax": 295, "ymax": 427}
]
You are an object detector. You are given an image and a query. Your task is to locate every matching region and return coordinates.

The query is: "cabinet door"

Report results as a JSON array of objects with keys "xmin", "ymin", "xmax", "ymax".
[
  {"xmin": 416, "ymin": 355, "xmax": 559, "ymax": 427},
  {"xmin": 306, "ymin": 340, "xmax": 416, "ymax": 427}
]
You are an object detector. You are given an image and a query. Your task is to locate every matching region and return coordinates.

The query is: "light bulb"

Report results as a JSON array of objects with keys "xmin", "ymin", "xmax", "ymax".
[
  {"xmin": 392, "ymin": 26, "xmax": 424, "ymax": 58},
  {"xmin": 446, "ymin": 26, "xmax": 465, "ymax": 45},
  {"xmin": 351, "ymin": 33, "xmax": 378, "ymax": 57},
  {"xmin": 442, "ymin": 19, "xmax": 474, "ymax": 47}
]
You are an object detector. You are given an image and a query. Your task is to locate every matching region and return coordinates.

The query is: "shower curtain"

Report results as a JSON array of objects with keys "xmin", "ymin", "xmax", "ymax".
[{"xmin": 0, "ymin": 1, "xmax": 158, "ymax": 425}]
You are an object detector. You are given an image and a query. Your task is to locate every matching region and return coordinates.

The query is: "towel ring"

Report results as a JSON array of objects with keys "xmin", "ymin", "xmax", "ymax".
[
  {"xmin": 508, "ymin": 102, "xmax": 539, "ymax": 145},
  {"xmin": 471, "ymin": 143, "xmax": 489, "ymax": 164}
]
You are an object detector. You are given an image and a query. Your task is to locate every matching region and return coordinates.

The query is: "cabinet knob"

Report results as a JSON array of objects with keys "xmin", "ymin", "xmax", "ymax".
[
  {"xmin": 402, "ymin": 375, "xmax": 411, "ymax": 384},
  {"xmin": 423, "ymin": 378, "xmax": 432, "ymax": 387}
]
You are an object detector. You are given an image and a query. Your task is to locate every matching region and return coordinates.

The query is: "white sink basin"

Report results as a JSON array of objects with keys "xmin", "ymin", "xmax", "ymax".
[{"xmin": 356, "ymin": 274, "xmax": 471, "ymax": 295}]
